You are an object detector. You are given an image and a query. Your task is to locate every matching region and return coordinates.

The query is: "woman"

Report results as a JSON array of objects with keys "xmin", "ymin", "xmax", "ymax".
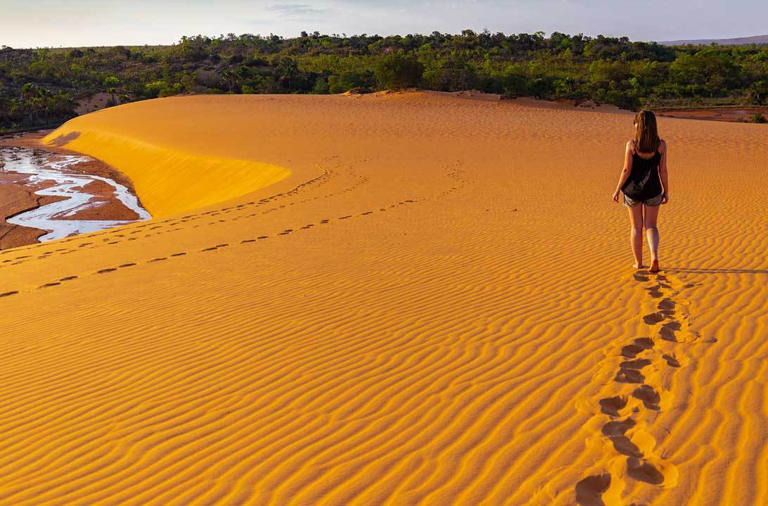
[{"xmin": 612, "ymin": 110, "xmax": 669, "ymax": 273}]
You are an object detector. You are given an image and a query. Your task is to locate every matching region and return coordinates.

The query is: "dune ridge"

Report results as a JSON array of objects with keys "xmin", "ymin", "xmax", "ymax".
[
  {"xmin": 0, "ymin": 91, "xmax": 766, "ymax": 504},
  {"xmin": 42, "ymin": 99, "xmax": 291, "ymax": 218}
]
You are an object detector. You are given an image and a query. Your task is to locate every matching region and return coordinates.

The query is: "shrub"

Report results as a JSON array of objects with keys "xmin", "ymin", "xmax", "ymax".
[
  {"xmin": 374, "ymin": 53, "xmax": 424, "ymax": 90},
  {"xmin": 329, "ymin": 72, "xmax": 369, "ymax": 93}
]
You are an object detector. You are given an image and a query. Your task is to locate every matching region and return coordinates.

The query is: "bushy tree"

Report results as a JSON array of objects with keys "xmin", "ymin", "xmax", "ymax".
[
  {"xmin": 3, "ymin": 30, "xmax": 768, "ymax": 133},
  {"xmin": 374, "ymin": 53, "xmax": 424, "ymax": 89}
]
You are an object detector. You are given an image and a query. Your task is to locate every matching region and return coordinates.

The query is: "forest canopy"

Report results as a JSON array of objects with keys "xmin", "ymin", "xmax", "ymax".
[{"xmin": 1, "ymin": 30, "xmax": 768, "ymax": 132}]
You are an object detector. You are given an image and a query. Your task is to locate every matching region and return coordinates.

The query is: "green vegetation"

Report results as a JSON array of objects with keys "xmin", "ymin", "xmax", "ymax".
[
  {"xmin": 748, "ymin": 112, "xmax": 767, "ymax": 123},
  {"xmin": 2, "ymin": 30, "xmax": 768, "ymax": 132}
]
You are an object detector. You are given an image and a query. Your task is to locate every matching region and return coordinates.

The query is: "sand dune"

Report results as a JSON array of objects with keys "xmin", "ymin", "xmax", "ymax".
[
  {"xmin": 43, "ymin": 100, "xmax": 291, "ymax": 218},
  {"xmin": 0, "ymin": 91, "xmax": 766, "ymax": 504}
]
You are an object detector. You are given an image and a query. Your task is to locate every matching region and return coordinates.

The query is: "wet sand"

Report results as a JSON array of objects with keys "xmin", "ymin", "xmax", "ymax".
[
  {"xmin": 0, "ymin": 91, "xmax": 765, "ymax": 504},
  {"xmin": 0, "ymin": 134, "xmax": 146, "ymax": 247},
  {"xmin": 0, "ymin": 181, "xmax": 66, "ymax": 249}
]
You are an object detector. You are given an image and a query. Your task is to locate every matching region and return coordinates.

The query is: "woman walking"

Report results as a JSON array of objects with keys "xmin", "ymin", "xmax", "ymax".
[{"xmin": 612, "ymin": 110, "xmax": 669, "ymax": 273}]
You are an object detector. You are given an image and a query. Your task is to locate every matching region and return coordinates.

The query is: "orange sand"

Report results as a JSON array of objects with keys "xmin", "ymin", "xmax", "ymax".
[{"xmin": 0, "ymin": 91, "xmax": 766, "ymax": 505}]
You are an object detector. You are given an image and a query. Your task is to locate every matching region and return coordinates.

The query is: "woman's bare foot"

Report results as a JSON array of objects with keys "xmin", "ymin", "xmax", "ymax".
[
  {"xmin": 649, "ymin": 259, "xmax": 660, "ymax": 273},
  {"xmin": 633, "ymin": 263, "xmax": 647, "ymax": 270}
]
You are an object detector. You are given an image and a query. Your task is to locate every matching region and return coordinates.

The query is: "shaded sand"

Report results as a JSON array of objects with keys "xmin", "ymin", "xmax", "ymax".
[
  {"xmin": 0, "ymin": 91, "xmax": 766, "ymax": 504},
  {"xmin": 656, "ymin": 106, "xmax": 768, "ymax": 123}
]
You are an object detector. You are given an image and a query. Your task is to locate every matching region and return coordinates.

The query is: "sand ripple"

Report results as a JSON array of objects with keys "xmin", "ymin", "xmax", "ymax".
[{"xmin": 0, "ymin": 92, "xmax": 765, "ymax": 504}]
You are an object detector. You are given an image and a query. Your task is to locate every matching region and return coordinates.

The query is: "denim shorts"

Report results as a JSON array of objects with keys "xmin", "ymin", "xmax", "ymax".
[{"xmin": 623, "ymin": 192, "xmax": 663, "ymax": 207}]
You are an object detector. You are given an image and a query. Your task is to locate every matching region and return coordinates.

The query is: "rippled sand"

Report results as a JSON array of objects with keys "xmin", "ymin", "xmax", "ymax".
[{"xmin": 0, "ymin": 91, "xmax": 766, "ymax": 505}]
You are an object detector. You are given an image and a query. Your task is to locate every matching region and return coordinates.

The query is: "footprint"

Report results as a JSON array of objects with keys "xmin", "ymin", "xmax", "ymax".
[
  {"xmin": 602, "ymin": 418, "xmax": 635, "ymax": 436},
  {"xmin": 149, "ymin": 257, "xmax": 167, "ymax": 262},
  {"xmin": 615, "ymin": 368, "xmax": 645, "ymax": 384},
  {"xmin": 97, "ymin": 268, "xmax": 117, "ymax": 274},
  {"xmin": 632, "ymin": 385, "xmax": 661, "ymax": 410},
  {"xmin": 171, "ymin": 252, "xmax": 187, "ymax": 257},
  {"xmin": 599, "ymin": 396, "xmax": 627, "ymax": 417},
  {"xmin": 634, "ymin": 337, "xmax": 654, "ymax": 349},
  {"xmin": 647, "ymin": 286, "xmax": 663, "ymax": 298},
  {"xmin": 119, "ymin": 263, "xmax": 136, "ymax": 268},
  {"xmin": 627, "ymin": 457, "xmax": 664, "ymax": 484},
  {"xmin": 660, "ymin": 322, "xmax": 681, "ymax": 342},
  {"xmin": 658, "ymin": 298, "xmax": 675, "ymax": 311},
  {"xmin": 662, "ymin": 354, "xmax": 681, "ymax": 367},
  {"xmin": 59, "ymin": 275, "xmax": 78, "ymax": 281},
  {"xmin": 621, "ymin": 344, "xmax": 644, "ymax": 359},
  {"xmin": 257, "ymin": 236, "xmax": 269, "ymax": 240},
  {"xmin": 0, "ymin": 291, "xmax": 18, "ymax": 297},
  {"xmin": 619, "ymin": 359, "xmax": 651, "ymax": 370},
  {"xmin": 39, "ymin": 282, "xmax": 61, "ymax": 288},
  {"xmin": 241, "ymin": 239, "xmax": 256, "ymax": 243},
  {"xmin": 602, "ymin": 419, "xmax": 643, "ymax": 458},
  {"xmin": 643, "ymin": 312, "xmax": 666, "ymax": 325},
  {"xmin": 575, "ymin": 474, "xmax": 611, "ymax": 506}
]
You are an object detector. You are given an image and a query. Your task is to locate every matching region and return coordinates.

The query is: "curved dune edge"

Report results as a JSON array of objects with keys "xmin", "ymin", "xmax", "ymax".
[{"xmin": 42, "ymin": 116, "xmax": 290, "ymax": 219}]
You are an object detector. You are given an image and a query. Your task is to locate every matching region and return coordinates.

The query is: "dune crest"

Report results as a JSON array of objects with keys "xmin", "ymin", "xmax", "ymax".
[{"xmin": 43, "ymin": 98, "xmax": 291, "ymax": 218}]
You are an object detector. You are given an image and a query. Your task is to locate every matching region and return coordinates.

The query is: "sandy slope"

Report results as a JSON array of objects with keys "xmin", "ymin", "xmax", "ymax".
[{"xmin": 0, "ymin": 91, "xmax": 766, "ymax": 505}]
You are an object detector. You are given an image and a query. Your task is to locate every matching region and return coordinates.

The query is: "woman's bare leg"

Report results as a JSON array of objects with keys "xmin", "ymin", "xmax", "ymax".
[
  {"xmin": 627, "ymin": 204, "xmax": 645, "ymax": 268},
  {"xmin": 644, "ymin": 205, "xmax": 660, "ymax": 272}
]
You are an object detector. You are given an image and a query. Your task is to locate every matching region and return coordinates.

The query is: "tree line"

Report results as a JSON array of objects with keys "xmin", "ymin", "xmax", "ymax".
[{"xmin": 1, "ymin": 30, "xmax": 768, "ymax": 132}]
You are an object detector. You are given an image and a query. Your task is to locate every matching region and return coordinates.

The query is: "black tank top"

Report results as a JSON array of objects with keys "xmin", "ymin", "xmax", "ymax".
[{"xmin": 621, "ymin": 144, "xmax": 663, "ymax": 200}]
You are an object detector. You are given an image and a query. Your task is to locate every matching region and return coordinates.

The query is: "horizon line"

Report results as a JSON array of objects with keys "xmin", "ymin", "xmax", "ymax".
[{"xmin": 3, "ymin": 29, "xmax": 768, "ymax": 51}]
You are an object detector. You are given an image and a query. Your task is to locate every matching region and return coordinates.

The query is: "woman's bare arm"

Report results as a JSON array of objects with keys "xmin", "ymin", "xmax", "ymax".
[
  {"xmin": 659, "ymin": 139, "xmax": 669, "ymax": 203},
  {"xmin": 612, "ymin": 141, "xmax": 634, "ymax": 202}
]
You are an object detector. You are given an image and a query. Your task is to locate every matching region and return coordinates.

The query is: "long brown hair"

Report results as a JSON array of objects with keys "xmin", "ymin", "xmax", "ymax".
[{"xmin": 633, "ymin": 110, "xmax": 660, "ymax": 153}]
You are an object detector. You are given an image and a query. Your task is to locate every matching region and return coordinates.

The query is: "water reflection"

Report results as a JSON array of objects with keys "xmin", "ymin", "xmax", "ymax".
[{"xmin": 0, "ymin": 146, "xmax": 150, "ymax": 241}]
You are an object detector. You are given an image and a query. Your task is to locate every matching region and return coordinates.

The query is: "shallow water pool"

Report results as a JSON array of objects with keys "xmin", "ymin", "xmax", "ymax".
[{"xmin": 0, "ymin": 146, "xmax": 151, "ymax": 241}]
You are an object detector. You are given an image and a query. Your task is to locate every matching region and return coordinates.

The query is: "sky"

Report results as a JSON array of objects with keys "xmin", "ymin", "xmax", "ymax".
[{"xmin": 0, "ymin": 0, "xmax": 766, "ymax": 48}]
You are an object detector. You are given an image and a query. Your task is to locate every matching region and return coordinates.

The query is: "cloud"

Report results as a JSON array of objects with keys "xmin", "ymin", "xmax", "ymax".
[
  {"xmin": 267, "ymin": 3, "xmax": 327, "ymax": 17},
  {"xmin": 2, "ymin": 0, "xmax": 767, "ymax": 47}
]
